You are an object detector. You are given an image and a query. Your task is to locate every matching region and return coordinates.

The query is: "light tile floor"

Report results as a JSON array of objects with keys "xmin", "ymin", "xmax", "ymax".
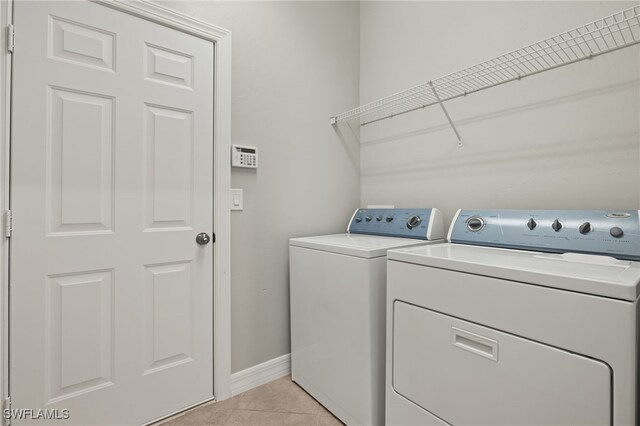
[{"xmin": 158, "ymin": 376, "xmax": 344, "ymax": 426}]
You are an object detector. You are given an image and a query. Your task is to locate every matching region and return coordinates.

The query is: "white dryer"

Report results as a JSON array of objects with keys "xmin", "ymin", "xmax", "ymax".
[
  {"xmin": 290, "ymin": 208, "xmax": 444, "ymax": 425},
  {"xmin": 386, "ymin": 209, "xmax": 640, "ymax": 426}
]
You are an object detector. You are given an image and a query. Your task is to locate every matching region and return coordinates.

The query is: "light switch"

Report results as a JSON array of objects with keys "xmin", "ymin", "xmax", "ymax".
[{"xmin": 230, "ymin": 189, "xmax": 243, "ymax": 211}]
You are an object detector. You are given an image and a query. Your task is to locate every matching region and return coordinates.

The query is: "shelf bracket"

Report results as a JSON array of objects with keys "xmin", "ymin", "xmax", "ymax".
[{"xmin": 428, "ymin": 81, "xmax": 463, "ymax": 147}]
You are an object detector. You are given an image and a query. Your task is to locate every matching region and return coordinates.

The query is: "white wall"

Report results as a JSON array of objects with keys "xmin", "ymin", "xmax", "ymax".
[
  {"xmin": 154, "ymin": 0, "xmax": 640, "ymax": 377},
  {"xmin": 360, "ymin": 1, "xmax": 640, "ymax": 227},
  {"xmin": 157, "ymin": 1, "xmax": 361, "ymax": 373}
]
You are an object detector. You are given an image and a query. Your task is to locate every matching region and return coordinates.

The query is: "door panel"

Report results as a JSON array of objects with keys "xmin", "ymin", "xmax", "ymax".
[
  {"xmin": 49, "ymin": 16, "xmax": 116, "ymax": 71},
  {"xmin": 144, "ymin": 104, "xmax": 194, "ymax": 230},
  {"xmin": 144, "ymin": 43, "xmax": 193, "ymax": 89},
  {"xmin": 47, "ymin": 269, "xmax": 114, "ymax": 403},
  {"xmin": 143, "ymin": 261, "xmax": 194, "ymax": 374},
  {"xmin": 11, "ymin": 2, "xmax": 214, "ymax": 424},
  {"xmin": 48, "ymin": 87, "xmax": 115, "ymax": 235}
]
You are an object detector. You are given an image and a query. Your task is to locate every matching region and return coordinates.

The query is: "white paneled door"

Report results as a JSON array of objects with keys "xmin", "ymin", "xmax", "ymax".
[{"xmin": 10, "ymin": 2, "xmax": 214, "ymax": 424}]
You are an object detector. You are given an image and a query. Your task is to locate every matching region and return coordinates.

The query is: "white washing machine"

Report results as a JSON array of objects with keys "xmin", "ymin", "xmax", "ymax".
[
  {"xmin": 290, "ymin": 208, "xmax": 444, "ymax": 425},
  {"xmin": 386, "ymin": 209, "xmax": 640, "ymax": 426}
]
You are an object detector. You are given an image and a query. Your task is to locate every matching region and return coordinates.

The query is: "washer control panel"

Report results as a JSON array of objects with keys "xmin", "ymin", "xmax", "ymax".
[
  {"xmin": 348, "ymin": 208, "xmax": 444, "ymax": 240},
  {"xmin": 449, "ymin": 209, "xmax": 640, "ymax": 260}
]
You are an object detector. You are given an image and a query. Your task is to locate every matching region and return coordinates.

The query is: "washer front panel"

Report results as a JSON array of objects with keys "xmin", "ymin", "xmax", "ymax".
[{"xmin": 449, "ymin": 209, "xmax": 640, "ymax": 260}]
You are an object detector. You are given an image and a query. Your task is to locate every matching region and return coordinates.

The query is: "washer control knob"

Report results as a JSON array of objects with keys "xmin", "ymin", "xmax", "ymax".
[
  {"xmin": 406, "ymin": 215, "xmax": 422, "ymax": 230},
  {"xmin": 610, "ymin": 227, "xmax": 624, "ymax": 238},
  {"xmin": 527, "ymin": 218, "xmax": 537, "ymax": 230},
  {"xmin": 552, "ymin": 219, "xmax": 562, "ymax": 232},
  {"xmin": 365, "ymin": 216, "xmax": 372, "ymax": 222},
  {"xmin": 386, "ymin": 215, "xmax": 394, "ymax": 223},
  {"xmin": 579, "ymin": 222, "xmax": 592, "ymax": 235},
  {"xmin": 354, "ymin": 217, "xmax": 362, "ymax": 223},
  {"xmin": 466, "ymin": 217, "xmax": 484, "ymax": 232},
  {"xmin": 376, "ymin": 215, "xmax": 383, "ymax": 221}
]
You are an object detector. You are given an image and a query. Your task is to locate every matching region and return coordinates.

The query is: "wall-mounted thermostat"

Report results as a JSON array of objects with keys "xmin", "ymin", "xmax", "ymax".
[{"xmin": 231, "ymin": 144, "xmax": 258, "ymax": 169}]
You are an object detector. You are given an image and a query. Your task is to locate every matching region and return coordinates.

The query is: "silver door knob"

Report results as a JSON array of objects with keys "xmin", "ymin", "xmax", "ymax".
[{"xmin": 196, "ymin": 233, "xmax": 211, "ymax": 245}]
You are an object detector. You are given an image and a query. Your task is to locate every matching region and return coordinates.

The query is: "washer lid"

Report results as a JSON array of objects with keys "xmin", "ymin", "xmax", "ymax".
[
  {"xmin": 289, "ymin": 234, "xmax": 442, "ymax": 259},
  {"xmin": 387, "ymin": 243, "xmax": 640, "ymax": 301}
]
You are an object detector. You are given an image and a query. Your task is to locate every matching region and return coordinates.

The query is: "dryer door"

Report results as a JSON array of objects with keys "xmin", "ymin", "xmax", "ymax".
[{"xmin": 392, "ymin": 301, "xmax": 611, "ymax": 425}]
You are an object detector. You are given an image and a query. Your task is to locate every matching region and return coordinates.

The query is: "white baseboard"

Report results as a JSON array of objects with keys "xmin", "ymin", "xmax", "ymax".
[{"xmin": 230, "ymin": 353, "xmax": 291, "ymax": 396}]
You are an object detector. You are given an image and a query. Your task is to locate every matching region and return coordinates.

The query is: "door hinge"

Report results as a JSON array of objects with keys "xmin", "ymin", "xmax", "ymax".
[
  {"xmin": 4, "ymin": 396, "xmax": 11, "ymax": 425},
  {"xmin": 6, "ymin": 24, "xmax": 14, "ymax": 53},
  {"xmin": 4, "ymin": 210, "xmax": 12, "ymax": 238}
]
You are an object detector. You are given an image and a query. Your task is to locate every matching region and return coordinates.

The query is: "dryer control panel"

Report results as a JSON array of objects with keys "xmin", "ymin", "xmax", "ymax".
[
  {"xmin": 348, "ymin": 208, "xmax": 444, "ymax": 240},
  {"xmin": 449, "ymin": 209, "xmax": 640, "ymax": 261}
]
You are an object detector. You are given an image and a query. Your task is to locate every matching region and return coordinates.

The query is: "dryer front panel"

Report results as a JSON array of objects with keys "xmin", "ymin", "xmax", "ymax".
[{"xmin": 392, "ymin": 301, "xmax": 611, "ymax": 425}]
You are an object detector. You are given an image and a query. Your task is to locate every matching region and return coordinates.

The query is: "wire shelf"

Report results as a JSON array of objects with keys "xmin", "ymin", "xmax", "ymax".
[{"xmin": 331, "ymin": 6, "xmax": 640, "ymax": 127}]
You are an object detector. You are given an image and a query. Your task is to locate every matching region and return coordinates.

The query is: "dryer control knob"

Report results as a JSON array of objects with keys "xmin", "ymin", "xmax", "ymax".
[
  {"xmin": 610, "ymin": 227, "xmax": 624, "ymax": 238},
  {"xmin": 579, "ymin": 222, "xmax": 592, "ymax": 235},
  {"xmin": 365, "ymin": 216, "xmax": 372, "ymax": 222},
  {"xmin": 386, "ymin": 215, "xmax": 394, "ymax": 223},
  {"xmin": 527, "ymin": 218, "xmax": 537, "ymax": 230},
  {"xmin": 376, "ymin": 215, "xmax": 383, "ymax": 221},
  {"xmin": 354, "ymin": 217, "xmax": 362, "ymax": 223},
  {"xmin": 406, "ymin": 215, "xmax": 422, "ymax": 230},
  {"xmin": 552, "ymin": 219, "xmax": 563, "ymax": 232},
  {"xmin": 466, "ymin": 217, "xmax": 484, "ymax": 232}
]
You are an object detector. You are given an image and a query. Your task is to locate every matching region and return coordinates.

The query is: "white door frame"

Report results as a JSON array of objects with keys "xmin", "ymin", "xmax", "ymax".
[
  {"xmin": 0, "ymin": 0, "xmax": 233, "ymax": 420},
  {"xmin": 0, "ymin": 0, "xmax": 12, "ymax": 422}
]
